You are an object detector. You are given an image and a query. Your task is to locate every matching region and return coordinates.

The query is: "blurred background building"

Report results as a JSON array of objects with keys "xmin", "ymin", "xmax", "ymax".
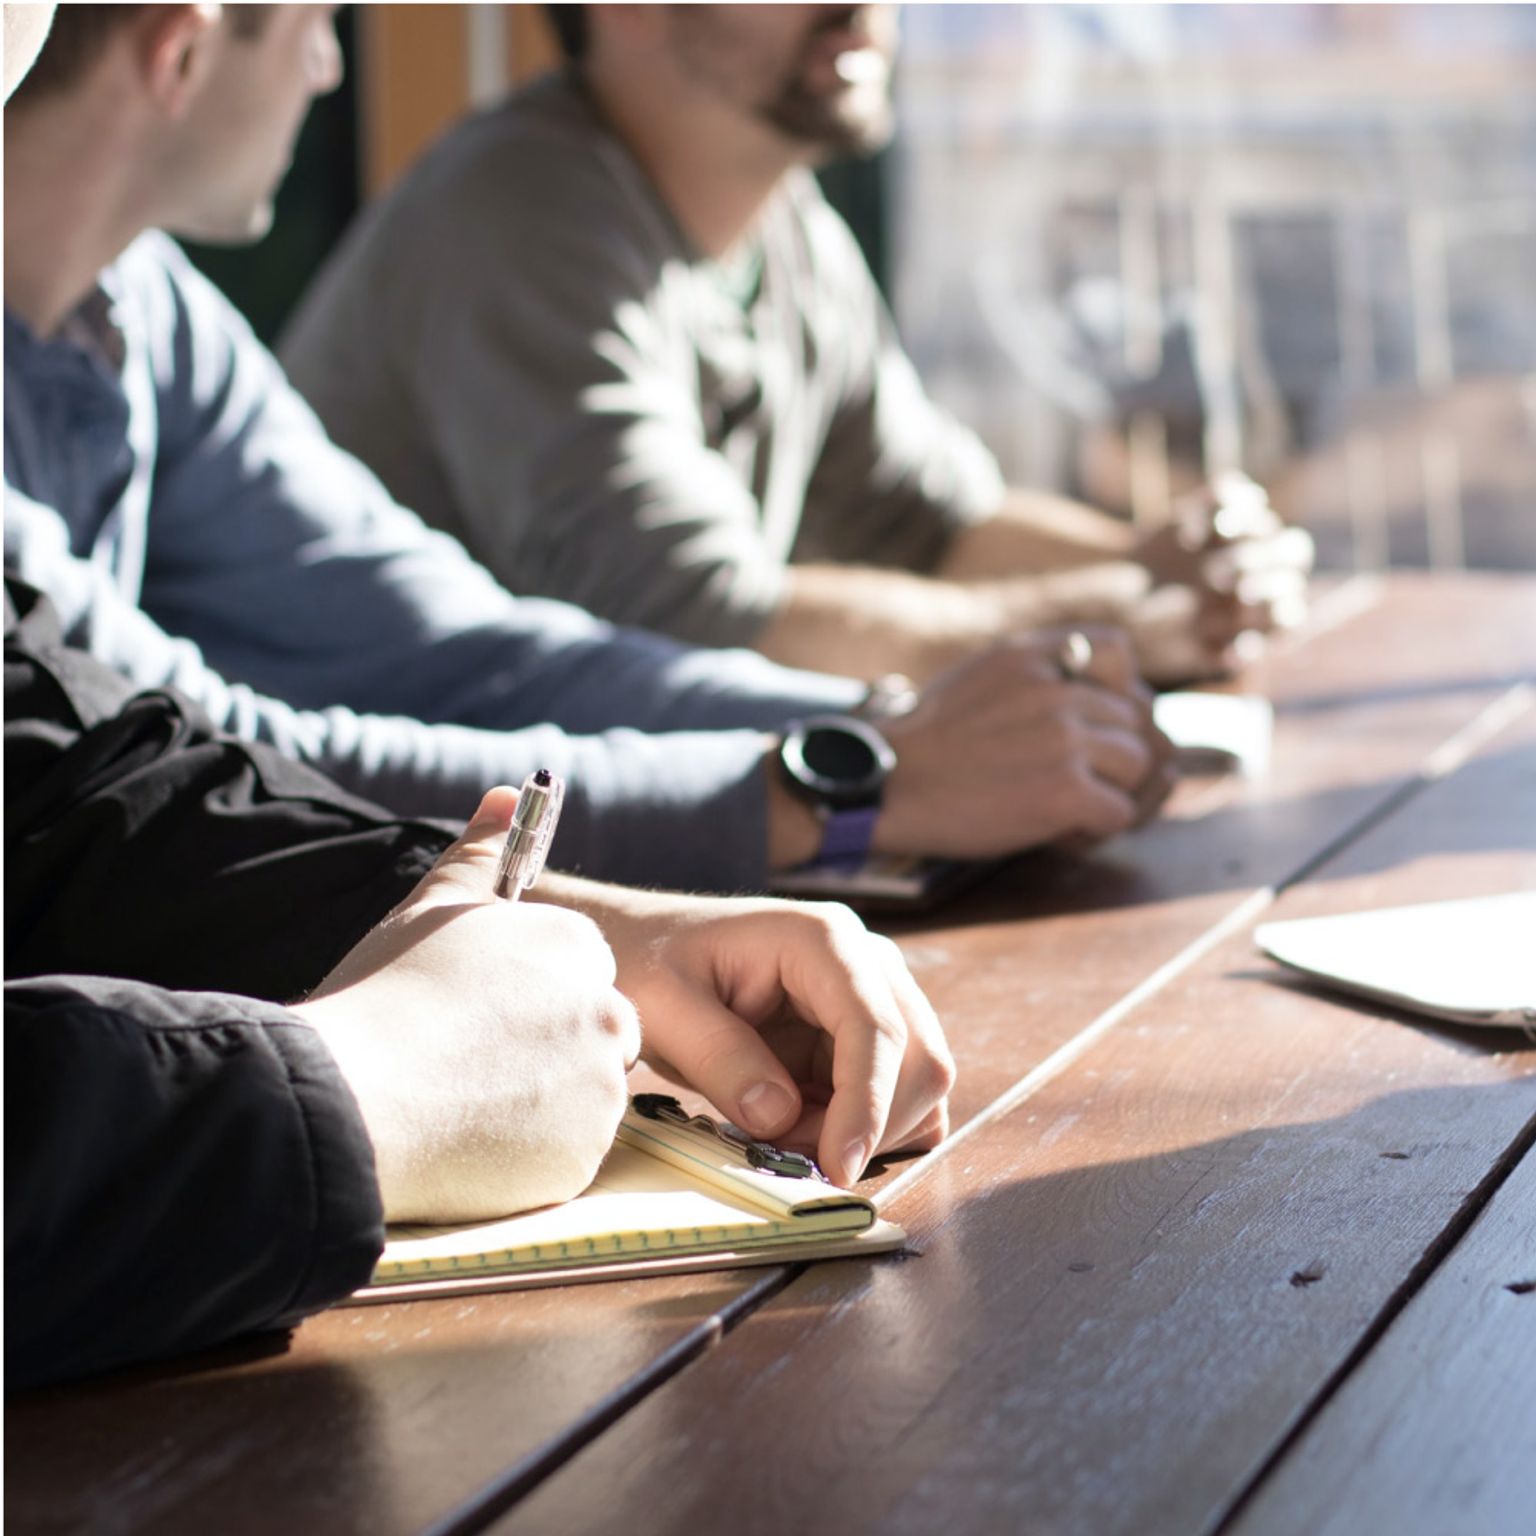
[
  {"xmin": 198, "ymin": 3, "xmax": 1536, "ymax": 575},
  {"xmin": 891, "ymin": 3, "xmax": 1536, "ymax": 573}
]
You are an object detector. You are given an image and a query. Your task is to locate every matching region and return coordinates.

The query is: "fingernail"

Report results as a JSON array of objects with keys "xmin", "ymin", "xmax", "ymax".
[
  {"xmin": 739, "ymin": 1081, "xmax": 794, "ymax": 1136},
  {"xmin": 841, "ymin": 1139, "xmax": 870, "ymax": 1184}
]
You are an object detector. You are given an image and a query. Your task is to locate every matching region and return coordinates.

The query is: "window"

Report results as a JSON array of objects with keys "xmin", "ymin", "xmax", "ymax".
[{"xmin": 890, "ymin": 4, "xmax": 1536, "ymax": 569}]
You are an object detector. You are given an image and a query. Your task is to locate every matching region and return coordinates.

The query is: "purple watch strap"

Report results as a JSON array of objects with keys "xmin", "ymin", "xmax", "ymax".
[{"xmin": 813, "ymin": 805, "xmax": 882, "ymax": 871}]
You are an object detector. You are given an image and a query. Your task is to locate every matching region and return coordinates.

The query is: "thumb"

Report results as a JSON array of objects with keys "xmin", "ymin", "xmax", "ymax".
[
  {"xmin": 422, "ymin": 784, "xmax": 522, "ymax": 901},
  {"xmin": 461, "ymin": 783, "xmax": 521, "ymax": 844}
]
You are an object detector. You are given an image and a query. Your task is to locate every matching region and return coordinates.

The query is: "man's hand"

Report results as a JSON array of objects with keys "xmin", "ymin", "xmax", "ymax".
[
  {"xmin": 534, "ymin": 879, "xmax": 956, "ymax": 1188},
  {"xmin": 1132, "ymin": 475, "xmax": 1314, "ymax": 682},
  {"xmin": 293, "ymin": 788, "xmax": 639, "ymax": 1225},
  {"xmin": 867, "ymin": 625, "xmax": 1176, "ymax": 860}
]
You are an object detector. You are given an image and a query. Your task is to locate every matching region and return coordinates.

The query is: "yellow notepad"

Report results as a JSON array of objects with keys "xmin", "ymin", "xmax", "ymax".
[{"xmin": 351, "ymin": 1100, "xmax": 907, "ymax": 1304}]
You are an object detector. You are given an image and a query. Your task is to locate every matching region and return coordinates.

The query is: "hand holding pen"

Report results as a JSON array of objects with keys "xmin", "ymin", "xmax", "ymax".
[
  {"xmin": 293, "ymin": 782, "xmax": 636, "ymax": 1223},
  {"xmin": 495, "ymin": 767, "xmax": 565, "ymax": 900}
]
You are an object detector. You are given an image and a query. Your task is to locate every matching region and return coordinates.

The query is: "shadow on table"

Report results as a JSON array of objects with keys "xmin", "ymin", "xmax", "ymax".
[
  {"xmin": 1276, "ymin": 670, "xmax": 1535, "ymax": 716},
  {"xmin": 886, "ymin": 738, "xmax": 1534, "ymax": 933},
  {"xmin": 486, "ymin": 1082, "xmax": 1536, "ymax": 1536},
  {"xmin": 9, "ymin": 1080, "xmax": 1535, "ymax": 1536},
  {"xmin": 1227, "ymin": 967, "xmax": 1536, "ymax": 1054}
]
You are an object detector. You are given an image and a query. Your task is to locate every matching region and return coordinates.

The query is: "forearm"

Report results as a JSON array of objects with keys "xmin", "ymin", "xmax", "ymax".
[
  {"xmin": 751, "ymin": 559, "xmax": 1147, "ymax": 688},
  {"xmin": 936, "ymin": 489, "xmax": 1138, "ymax": 581},
  {"xmin": 753, "ymin": 563, "xmax": 1004, "ymax": 683}
]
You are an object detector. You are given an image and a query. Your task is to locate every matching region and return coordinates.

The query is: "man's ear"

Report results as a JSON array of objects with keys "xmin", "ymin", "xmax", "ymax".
[{"xmin": 138, "ymin": 2, "xmax": 221, "ymax": 119}]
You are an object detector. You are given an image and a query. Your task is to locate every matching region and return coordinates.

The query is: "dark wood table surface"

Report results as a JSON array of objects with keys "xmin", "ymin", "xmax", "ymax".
[{"xmin": 9, "ymin": 572, "xmax": 1535, "ymax": 1536}]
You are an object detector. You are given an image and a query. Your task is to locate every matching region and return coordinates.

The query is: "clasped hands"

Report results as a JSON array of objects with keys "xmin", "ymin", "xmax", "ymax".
[
  {"xmin": 1128, "ymin": 473, "xmax": 1315, "ymax": 683},
  {"xmin": 976, "ymin": 474, "xmax": 1316, "ymax": 687},
  {"xmin": 295, "ymin": 787, "xmax": 954, "ymax": 1225}
]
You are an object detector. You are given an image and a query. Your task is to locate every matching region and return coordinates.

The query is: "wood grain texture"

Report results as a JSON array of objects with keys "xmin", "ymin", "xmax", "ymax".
[
  {"xmin": 493, "ymin": 696, "xmax": 1536, "ymax": 1536},
  {"xmin": 8, "ymin": 576, "xmax": 1533, "ymax": 1536},
  {"xmin": 1225, "ymin": 1145, "xmax": 1536, "ymax": 1536},
  {"xmin": 872, "ymin": 573, "xmax": 1536, "ymax": 1151},
  {"xmin": 3, "ymin": 1269, "xmax": 791, "ymax": 1536}
]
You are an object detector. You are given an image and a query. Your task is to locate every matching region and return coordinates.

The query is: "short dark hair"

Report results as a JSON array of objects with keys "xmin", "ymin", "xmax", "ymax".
[
  {"xmin": 7, "ymin": 3, "xmax": 272, "ymax": 105},
  {"xmin": 6, "ymin": 4, "xmax": 148, "ymax": 101},
  {"xmin": 543, "ymin": 5, "xmax": 588, "ymax": 63}
]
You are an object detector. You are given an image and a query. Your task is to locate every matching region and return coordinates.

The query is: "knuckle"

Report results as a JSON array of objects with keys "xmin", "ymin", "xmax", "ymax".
[
  {"xmin": 934, "ymin": 1040, "xmax": 959, "ymax": 1096},
  {"xmin": 916, "ymin": 1042, "xmax": 958, "ymax": 1102},
  {"xmin": 808, "ymin": 900, "xmax": 868, "ymax": 946},
  {"xmin": 866, "ymin": 1005, "xmax": 910, "ymax": 1061},
  {"xmin": 605, "ymin": 994, "xmax": 642, "ymax": 1064}
]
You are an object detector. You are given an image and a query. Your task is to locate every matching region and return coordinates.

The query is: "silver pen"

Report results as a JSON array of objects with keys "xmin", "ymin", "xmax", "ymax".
[{"xmin": 494, "ymin": 768, "xmax": 565, "ymax": 900}]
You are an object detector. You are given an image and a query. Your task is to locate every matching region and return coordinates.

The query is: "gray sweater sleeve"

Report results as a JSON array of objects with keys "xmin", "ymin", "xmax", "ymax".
[{"xmin": 4, "ymin": 487, "xmax": 860, "ymax": 890}]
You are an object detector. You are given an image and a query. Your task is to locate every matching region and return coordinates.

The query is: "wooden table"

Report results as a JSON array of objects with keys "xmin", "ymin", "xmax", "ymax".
[{"xmin": 9, "ymin": 573, "xmax": 1535, "ymax": 1536}]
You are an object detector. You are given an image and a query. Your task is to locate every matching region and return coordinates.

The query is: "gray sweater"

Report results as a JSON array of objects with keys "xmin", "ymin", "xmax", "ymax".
[{"xmin": 281, "ymin": 72, "xmax": 1004, "ymax": 651}]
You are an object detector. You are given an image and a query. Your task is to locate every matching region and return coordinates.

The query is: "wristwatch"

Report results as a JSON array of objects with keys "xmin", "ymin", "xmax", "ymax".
[{"xmin": 779, "ymin": 714, "xmax": 897, "ymax": 870}]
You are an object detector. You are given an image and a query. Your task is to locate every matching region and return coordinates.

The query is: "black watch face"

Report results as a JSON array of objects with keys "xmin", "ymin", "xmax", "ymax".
[{"xmin": 783, "ymin": 718, "xmax": 894, "ymax": 809}]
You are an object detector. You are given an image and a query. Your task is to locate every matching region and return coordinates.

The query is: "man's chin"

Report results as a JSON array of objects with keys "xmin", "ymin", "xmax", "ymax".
[
  {"xmin": 763, "ymin": 93, "xmax": 895, "ymax": 160},
  {"xmin": 171, "ymin": 200, "xmax": 277, "ymax": 249}
]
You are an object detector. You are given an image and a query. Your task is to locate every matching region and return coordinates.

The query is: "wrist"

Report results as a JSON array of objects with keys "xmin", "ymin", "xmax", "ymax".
[{"xmin": 765, "ymin": 741, "xmax": 824, "ymax": 870}]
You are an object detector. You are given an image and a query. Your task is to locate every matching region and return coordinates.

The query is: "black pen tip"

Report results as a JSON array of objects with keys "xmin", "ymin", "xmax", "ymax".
[{"xmin": 532, "ymin": 767, "xmax": 553, "ymax": 786}]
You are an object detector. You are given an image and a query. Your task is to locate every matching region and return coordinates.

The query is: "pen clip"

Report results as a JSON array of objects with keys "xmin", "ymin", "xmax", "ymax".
[
  {"xmin": 632, "ymin": 1093, "xmax": 822, "ymax": 1181},
  {"xmin": 520, "ymin": 772, "xmax": 563, "ymax": 888},
  {"xmin": 495, "ymin": 769, "xmax": 565, "ymax": 898}
]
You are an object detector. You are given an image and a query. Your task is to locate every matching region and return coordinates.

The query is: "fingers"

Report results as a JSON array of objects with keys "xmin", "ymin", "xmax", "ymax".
[
  {"xmin": 415, "ymin": 784, "xmax": 521, "ymax": 904},
  {"xmin": 777, "ymin": 909, "xmax": 951, "ymax": 1186},
  {"xmin": 1196, "ymin": 567, "xmax": 1310, "ymax": 657},
  {"xmin": 1045, "ymin": 623, "xmax": 1143, "ymax": 695},
  {"xmin": 639, "ymin": 976, "xmax": 806, "ymax": 1142},
  {"xmin": 1053, "ymin": 683, "xmax": 1171, "ymax": 819},
  {"xmin": 608, "ymin": 990, "xmax": 643, "ymax": 1073},
  {"xmin": 461, "ymin": 784, "xmax": 521, "ymax": 842},
  {"xmin": 1204, "ymin": 523, "xmax": 1315, "ymax": 580},
  {"xmin": 864, "ymin": 933, "xmax": 956, "ymax": 1152}
]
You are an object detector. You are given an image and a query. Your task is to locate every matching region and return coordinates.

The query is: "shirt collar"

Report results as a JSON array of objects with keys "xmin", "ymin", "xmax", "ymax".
[
  {"xmin": 57, "ymin": 277, "xmax": 128, "ymax": 375},
  {"xmin": 6, "ymin": 265, "xmax": 127, "ymax": 378}
]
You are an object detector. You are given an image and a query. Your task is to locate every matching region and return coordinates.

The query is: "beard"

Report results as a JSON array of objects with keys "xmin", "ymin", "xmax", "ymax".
[
  {"xmin": 760, "ymin": 87, "xmax": 893, "ymax": 159},
  {"xmin": 666, "ymin": 5, "xmax": 898, "ymax": 161},
  {"xmin": 758, "ymin": 67, "xmax": 895, "ymax": 159}
]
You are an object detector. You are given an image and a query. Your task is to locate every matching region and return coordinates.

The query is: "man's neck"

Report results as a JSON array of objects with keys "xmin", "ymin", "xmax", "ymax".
[
  {"xmin": 3, "ymin": 99, "xmax": 148, "ymax": 337},
  {"xmin": 581, "ymin": 67, "xmax": 802, "ymax": 261}
]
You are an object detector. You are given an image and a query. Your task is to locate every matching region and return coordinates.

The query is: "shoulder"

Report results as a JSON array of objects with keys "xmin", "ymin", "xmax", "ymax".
[
  {"xmin": 112, "ymin": 231, "xmax": 241, "ymax": 325},
  {"xmin": 380, "ymin": 74, "xmax": 675, "ymax": 274},
  {"xmin": 769, "ymin": 169, "xmax": 880, "ymax": 303},
  {"xmin": 110, "ymin": 231, "xmax": 270, "ymax": 376}
]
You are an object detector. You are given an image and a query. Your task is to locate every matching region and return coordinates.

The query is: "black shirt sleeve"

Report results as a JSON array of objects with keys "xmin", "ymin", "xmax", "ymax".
[
  {"xmin": 5, "ymin": 576, "xmax": 454, "ymax": 1001},
  {"xmin": 4, "ymin": 576, "xmax": 458, "ymax": 1387},
  {"xmin": 5, "ymin": 977, "xmax": 386, "ymax": 1392}
]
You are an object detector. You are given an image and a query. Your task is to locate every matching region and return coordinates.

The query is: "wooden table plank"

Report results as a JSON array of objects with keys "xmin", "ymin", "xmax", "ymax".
[
  {"xmin": 1225, "ymin": 1143, "xmax": 1536, "ymax": 1536},
  {"xmin": 492, "ymin": 692, "xmax": 1536, "ymax": 1536},
  {"xmin": 3, "ymin": 1268, "xmax": 795, "ymax": 1536},
  {"xmin": 878, "ymin": 572, "xmax": 1536, "ymax": 1144},
  {"xmin": 7, "ymin": 575, "xmax": 1533, "ymax": 1536}
]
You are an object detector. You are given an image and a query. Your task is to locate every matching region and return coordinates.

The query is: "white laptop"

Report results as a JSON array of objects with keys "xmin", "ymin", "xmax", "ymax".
[{"xmin": 1256, "ymin": 891, "xmax": 1536, "ymax": 1028}]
